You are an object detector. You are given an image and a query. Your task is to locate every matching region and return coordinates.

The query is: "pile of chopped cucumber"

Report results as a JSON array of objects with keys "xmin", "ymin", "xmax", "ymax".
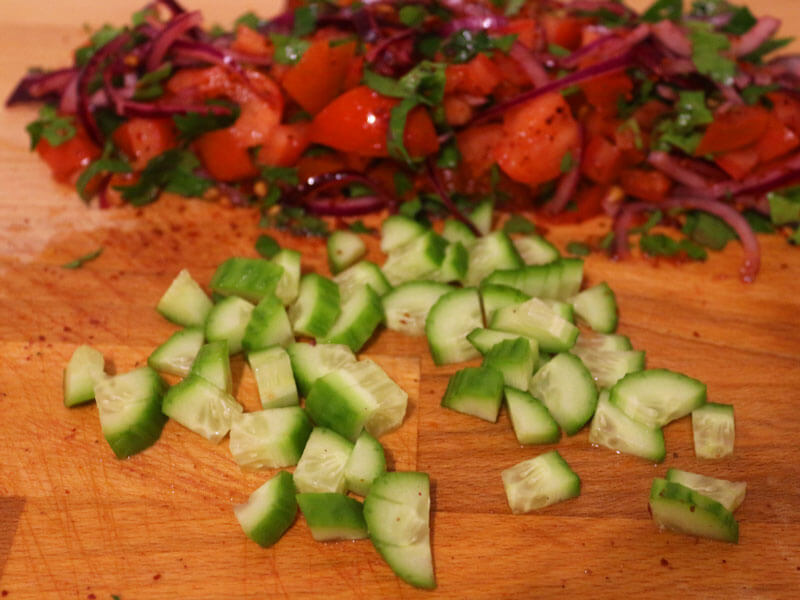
[{"xmin": 62, "ymin": 206, "xmax": 746, "ymax": 590}]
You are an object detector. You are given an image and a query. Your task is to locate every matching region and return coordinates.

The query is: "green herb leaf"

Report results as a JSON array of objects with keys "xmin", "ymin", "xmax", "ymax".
[
  {"xmin": 348, "ymin": 220, "xmax": 375, "ymax": 234},
  {"xmin": 574, "ymin": 8, "xmax": 630, "ymax": 27},
  {"xmin": 654, "ymin": 90, "xmax": 713, "ymax": 154},
  {"xmin": 789, "ymin": 226, "xmax": 800, "ymax": 245},
  {"xmin": 262, "ymin": 204, "xmax": 329, "ymax": 236},
  {"xmin": 767, "ymin": 186, "xmax": 800, "ymax": 225},
  {"xmin": 639, "ymin": 233, "xmax": 707, "ymax": 260},
  {"xmin": 436, "ymin": 141, "xmax": 461, "ymax": 169},
  {"xmin": 547, "ymin": 43, "xmax": 571, "ymax": 57},
  {"xmin": 743, "ymin": 210, "xmax": 775, "ymax": 234},
  {"xmin": 74, "ymin": 25, "xmax": 124, "ymax": 67},
  {"xmin": 682, "ymin": 210, "xmax": 737, "ymax": 250},
  {"xmin": 741, "ymin": 37, "xmax": 794, "ymax": 65},
  {"xmin": 618, "ymin": 118, "xmax": 644, "ymax": 150},
  {"xmin": 133, "ymin": 62, "xmax": 173, "ymax": 101},
  {"xmin": 255, "ymin": 233, "xmax": 281, "ymax": 258},
  {"xmin": 115, "ymin": 149, "xmax": 212, "ymax": 205},
  {"xmin": 598, "ymin": 231, "xmax": 615, "ymax": 250},
  {"xmin": 442, "ymin": 30, "xmax": 517, "ymax": 64},
  {"xmin": 62, "ymin": 247, "xmax": 103, "ymax": 269},
  {"xmin": 723, "ymin": 6, "xmax": 757, "ymax": 35},
  {"xmin": 76, "ymin": 157, "xmax": 131, "ymax": 201},
  {"xmin": 260, "ymin": 165, "xmax": 299, "ymax": 186},
  {"xmin": 234, "ymin": 12, "xmax": 260, "ymax": 30},
  {"xmin": 503, "ymin": 214, "xmax": 536, "ymax": 234},
  {"xmin": 293, "ymin": 5, "xmax": 318, "ymax": 37},
  {"xmin": 399, "ymin": 5, "xmax": 427, "ymax": 27},
  {"xmin": 504, "ymin": 0, "xmax": 526, "ymax": 17},
  {"xmin": 417, "ymin": 34, "xmax": 443, "ymax": 59},
  {"xmin": 172, "ymin": 100, "xmax": 240, "ymax": 142},
  {"xmin": 393, "ymin": 171, "xmax": 414, "ymax": 197},
  {"xmin": 641, "ymin": 0, "xmax": 682, "ymax": 23},
  {"xmin": 631, "ymin": 210, "xmax": 663, "ymax": 234},
  {"xmin": 741, "ymin": 83, "xmax": 780, "ymax": 106},
  {"xmin": 687, "ymin": 21, "xmax": 736, "ymax": 85},
  {"xmin": 26, "ymin": 105, "xmax": 77, "ymax": 149},
  {"xmin": 270, "ymin": 33, "xmax": 311, "ymax": 65},
  {"xmin": 560, "ymin": 150, "xmax": 575, "ymax": 173},
  {"xmin": 364, "ymin": 61, "xmax": 446, "ymax": 106},
  {"xmin": 387, "ymin": 97, "xmax": 420, "ymax": 163},
  {"xmin": 566, "ymin": 241, "xmax": 591, "ymax": 256}
]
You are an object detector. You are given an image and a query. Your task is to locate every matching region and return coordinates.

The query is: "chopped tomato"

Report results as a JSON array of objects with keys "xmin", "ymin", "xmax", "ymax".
[
  {"xmin": 581, "ymin": 72, "xmax": 633, "ymax": 116},
  {"xmin": 445, "ymin": 54, "xmax": 503, "ymax": 97},
  {"xmin": 281, "ymin": 39, "xmax": 357, "ymax": 114},
  {"xmin": 343, "ymin": 55, "xmax": 365, "ymax": 91},
  {"xmin": 497, "ymin": 18, "xmax": 540, "ymax": 50},
  {"xmin": 543, "ymin": 15, "xmax": 585, "ymax": 50},
  {"xmin": 231, "ymin": 25, "xmax": 270, "ymax": 56},
  {"xmin": 584, "ymin": 109, "xmax": 622, "ymax": 140},
  {"xmin": 694, "ymin": 105, "xmax": 769, "ymax": 156},
  {"xmin": 633, "ymin": 99, "xmax": 671, "ymax": 129},
  {"xmin": 255, "ymin": 122, "xmax": 311, "ymax": 167},
  {"xmin": 620, "ymin": 168, "xmax": 672, "ymax": 202},
  {"xmin": 582, "ymin": 135, "xmax": 623, "ymax": 184},
  {"xmin": 194, "ymin": 128, "xmax": 259, "ymax": 182},
  {"xmin": 457, "ymin": 123, "xmax": 504, "ymax": 179},
  {"xmin": 112, "ymin": 118, "xmax": 176, "ymax": 171},
  {"xmin": 755, "ymin": 115, "xmax": 799, "ymax": 163},
  {"xmin": 614, "ymin": 124, "xmax": 648, "ymax": 166},
  {"xmin": 310, "ymin": 85, "xmax": 439, "ymax": 158},
  {"xmin": 542, "ymin": 184, "xmax": 609, "ymax": 224},
  {"xmin": 296, "ymin": 153, "xmax": 347, "ymax": 181},
  {"xmin": 36, "ymin": 127, "xmax": 100, "ymax": 183},
  {"xmin": 768, "ymin": 91, "xmax": 800, "ymax": 135},
  {"xmin": 714, "ymin": 147, "xmax": 760, "ymax": 180},
  {"xmin": 493, "ymin": 92, "xmax": 581, "ymax": 186},
  {"xmin": 443, "ymin": 95, "xmax": 474, "ymax": 126}
]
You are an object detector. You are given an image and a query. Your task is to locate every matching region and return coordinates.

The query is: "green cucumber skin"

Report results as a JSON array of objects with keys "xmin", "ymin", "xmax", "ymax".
[
  {"xmin": 209, "ymin": 257, "xmax": 284, "ymax": 303},
  {"xmin": 649, "ymin": 478, "xmax": 739, "ymax": 543},
  {"xmin": 345, "ymin": 431, "xmax": 387, "ymax": 497},
  {"xmin": 529, "ymin": 353, "xmax": 598, "ymax": 436},
  {"xmin": 241, "ymin": 296, "xmax": 294, "ymax": 353},
  {"xmin": 63, "ymin": 345, "xmax": 106, "ymax": 407},
  {"xmin": 305, "ymin": 371, "xmax": 375, "ymax": 441},
  {"xmin": 296, "ymin": 493, "xmax": 368, "ymax": 541},
  {"xmin": 425, "ymin": 287, "xmax": 484, "ymax": 366},
  {"xmin": 322, "ymin": 285, "xmax": 384, "ymax": 353},
  {"xmin": 441, "ymin": 366, "xmax": 505, "ymax": 423},
  {"xmin": 156, "ymin": 269, "xmax": 213, "ymax": 328},
  {"xmin": 235, "ymin": 470, "xmax": 298, "ymax": 548},
  {"xmin": 504, "ymin": 387, "xmax": 561, "ymax": 445},
  {"xmin": 327, "ymin": 230, "xmax": 367, "ymax": 275},
  {"xmin": 190, "ymin": 341, "xmax": 232, "ymax": 394}
]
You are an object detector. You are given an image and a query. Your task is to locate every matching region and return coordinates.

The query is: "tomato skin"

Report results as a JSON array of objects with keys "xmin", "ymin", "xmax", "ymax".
[
  {"xmin": 493, "ymin": 92, "xmax": 581, "ymax": 186},
  {"xmin": 281, "ymin": 39, "xmax": 357, "ymax": 114},
  {"xmin": 445, "ymin": 53, "xmax": 503, "ymax": 97},
  {"xmin": 695, "ymin": 105, "xmax": 769, "ymax": 156},
  {"xmin": 112, "ymin": 118, "xmax": 177, "ymax": 171},
  {"xmin": 620, "ymin": 168, "xmax": 672, "ymax": 202},
  {"xmin": 194, "ymin": 128, "xmax": 259, "ymax": 182},
  {"xmin": 581, "ymin": 72, "xmax": 633, "ymax": 116},
  {"xmin": 310, "ymin": 86, "xmax": 439, "ymax": 158},
  {"xmin": 255, "ymin": 122, "xmax": 311, "ymax": 167},
  {"xmin": 544, "ymin": 16, "xmax": 586, "ymax": 50},
  {"xmin": 768, "ymin": 92, "xmax": 800, "ymax": 135},
  {"xmin": 457, "ymin": 123, "xmax": 504, "ymax": 179},
  {"xmin": 714, "ymin": 147, "xmax": 759, "ymax": 180},
  {"xmin": 231, "ymin": 24, "xmax": 270, "ymax": 56},
  {"xmin": 755, "ymin": 115, "xmax": 799, "ymax": 163},
  {"xmin": 443, "ymin": 95, "xmax": 474, "ymax": 126},
  {"xmin": 296, "ymin": 153, "xmax": 347, "ymax": 181},
  {"xmin": 36, "ymin": 127, "xmax": 101, "ymax": 183},
  {"xmin": 582, "ymin": 135, "xmax": 623, "ymax": 184},
  {"xmin": 497, "ymin": 18, "xmax": 540, "ymax": 49}
]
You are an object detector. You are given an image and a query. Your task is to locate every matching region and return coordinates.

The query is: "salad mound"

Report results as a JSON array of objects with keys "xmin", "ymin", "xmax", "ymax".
[{"xmin": 7, "ymin": 0, "xmax": 800, "ymax": 281}]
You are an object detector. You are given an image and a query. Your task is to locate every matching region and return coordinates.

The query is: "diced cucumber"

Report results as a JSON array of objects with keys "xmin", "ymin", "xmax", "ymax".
[
  {"xmin": 430, "ymin": 241, "xmax": 468, "ymax": 283},
  {"xmin": 94, "ymin": 366, "xmax": 167, "ymax": 459},
  {"xmin": 464, "ymin": 231, "xmax": 523, "ymax": 287},
  {"xmin": 241, "ymin": 295, "xmax": 294, "ymax": 352},
  {"xmin": 490, "ymin": 297, "xmax": 579, "ymax": 353},
  {"xmin": 147, "ymin": 327, "xmax": 205, "ymax": 377},
  {"xmin": 156, "ymin": 269, "xmax": 213, "ymax": 328},
  {"xmin": 249, "ymin": 346, "xmax": 298, "ymax": 408},
  {"xmin": 288, "ymin": 273, "xmax": 341, "ymax": 338},
  {"xmin": 512, "ymin": 234, "xmax": 559, "ymax": 266},
  {"xmin": 589, "ymin": 393, "xmax": 665, "ymax": 462},
  {"xmin": 327, "ymin": 230, "xmax": 366, "ymax": 275},
  {"xmin": 574, "ymin": 331, "xmax": 633, "ymax": 352},
  {"xmin": 610, "ymin": 368, "xmax": 707, "ymax": 429},
  {"xmin": 287, "ymin": 342, "xmax": 357, "ymax": 397},
  {"xmin": 529, "ymin": 353, "xmax": 598, "ymax": 436},
  {"xmin": 466, "ymin": 328, "xmax": 539, "ymax": 363},
  {"xmin": 63, "ymin": 345, "xmax": 106, "ymax": 407},
  {"xmin": 501, "ymin": 450, "xmax": 580, "ymax": 513},
  {"xmin": 382, "ymin": 281, "xmax": 453, "ymax": 337},
  {"xmin": 363, "ymin": 471, "xmax": 435, "ymax": 590},
  {"xmin": 321, "ymin": 284, "xmax": 384, "ymax": 352},
  {"xmin": 504, "ymin": 387, "xmax": 560, "ymax": 445},
  {"xmin": 204, "ymin": 295, "xmax": 255, "ymax": 354},
  {"xmin": 234, "ymin": 471, "xmax": 297, "ymax": 548},
  {"xmin": 272, "ymin": 248, "xmax": 301, "ymax": 306},
  {"xmin": 380, "ymin": 215, "xmax": 427, "ymax": 253},
  {"xmin": 349, "ymin": 360, "xmax": 409, "ymax": 438},
  {"xmin": 425, "ymin": 287, "xmax": 483, "ymax": 365},
  {"xmin": 485, "ymin": 258, "xmax": 583, "ymax": 300},
  {"xmin": 570, "ymin": 345, "xmax": 645, "ymax": 389},
  {"xmin": 190, "ymin": 341, "xmax": 232, "ymax": 394},
  {"xmin": 469, "ymin": 199, "xmax": 493, "ymax": 235},
  {"xmin": 442, "ymin": 218, "xmax": 477, "ymax": 247},
  {"xmin": 382, "ymin": 231, "xmax": 447, "ymax": 286},
  {"xmin": 556, "ymin": 258, "xmax": 584, "ymax": 299},
  {"xmin": 479, "ymin": 283, "xmax": 530, "ymax": 321},
  {"xmin": 296, "ymin": 493, "xmax": 368, "ymax": 541},
  {"xmin": 441, "ymin": 366, "xmax": 504, "ymax": 423},
  {"xmin": 334, "ymin": 260, "xmax": 392, "ymax": 300},
  {"xmin": 569, "ymin": 282, "xmax": 618, "ymax": 333},
  {"xmin": 649, "ymin": 478, "xmax": 738, "ymax": 543},
  {"xmin": 692, "ymin": 403, "xmax": 735, "ymax": 459},
  {"xmin": 665, "ymin": 469, "xmax": 746, "ymax": 512},
  {"xmin": 209, "ymin": 257, "xmax": 284, "ymax": 303},
  {"xmin": 482, "ymin": 338, "xmax": 535, "ymax": 392},
  {"xmin": 345, "ymin": 431, "xmax": 387, "ymax": 497},
  {"xmin": 293, "ymin": 427, "xmax": 354, "ymax": 494},
  {"xmin": 162, "ymin": 374, "xmax": 243, "ymax": 443},
  {"xmin": 540, "ymin": 298, "xmax": 575, "ymax": 323},
  {"xmin": 229, "ymin": 407, "xmax": 312, "ymax": 469},
  {"xmin": 306, "ymin": 368, "xmax": 379, "ymax": 441}
]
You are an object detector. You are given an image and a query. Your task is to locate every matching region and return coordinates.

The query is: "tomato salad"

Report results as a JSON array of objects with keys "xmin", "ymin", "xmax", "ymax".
[{"xmin": 7, "ymin": 0, "xmax": 800, "ymax": 281}]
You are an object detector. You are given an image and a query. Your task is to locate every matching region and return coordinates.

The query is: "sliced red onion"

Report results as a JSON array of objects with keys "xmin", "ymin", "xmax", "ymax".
[
  {"xmin": 711, "ymin": 151, "xmax": 800, "ymax": 198},
  {"xmin": 78, "ymin": 32, "xmax": 131, "ymax": 143},
  {"xmin": 288, "ymin": 170, "xmax": 395, "ymax": 214},
  {"xmin": 566, "ymin": 1, "xmax": 636, "ymax": 17},
  {"xmin": 767, "ymin": 55, "xmax": 800, "ymax": 80},
  {"xmin": 650, "ymin": 21, "xmax": 691, "ymax": 57},
  {"xmin": 426, "ymin": 159, "xmax": 481, "ymax": 235},
  {"xmin": 718, "ymin": 83, "xmax": 744, "ymax": 105},
  {"xmin": 440, "ymin": 15, "xmax": 508, "ymax": 36},
  {"xmin": 146, "ymin": 10, "xmax": 203, "ymax": 71},
  {"xmin": 542, "ymin": 126, "xmax": 584, "ymax": 214},
  {"xmin": 157, "ymin": 0, "xmax": 188, "ymax": 15},
  {"xmin": 509, "ymin": 42, "xmax": 550, "ymax": 88},
  {"xmin": 612, "ymin": 201, "xmax": 654, "ymax": 259},
  {"xmin": 305, "ymin": 196, "xmax": 388, "ymax": 216},
  {"xmin": 59, "ymin": 74, "xmax": 80, "ymax": 113},
  {"xmin": 734, "ymin": 17, "xmax": 781, "ymax": 57},
  {"xmin": 562, "ymin": 24, "xmax": 650, "ymax": 69},
  {"xmin": 655, "ymin": 83, "xmax": 678, "ymax": 101},
  {"xmin": 648, "ymin": 151, "xmax": 713, "ymax": 189},
  {"xmin": 5, "ymin": 67, "xmax": 78, "ymax": 106}
]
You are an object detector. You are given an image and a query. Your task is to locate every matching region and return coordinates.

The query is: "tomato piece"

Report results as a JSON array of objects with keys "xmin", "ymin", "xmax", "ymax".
[
  {"xmin": 768, "ymin": 91, "xmax": 800, "ymax": 135},
  {"xmin": 543, "ymin": 15, "xmax": 586, "ymax": 50},
  {"xmin": 694, "ymin": 105, "xmax": 769, "ymax": 156},
  {"xmin": 112, "ymin": 118, "xmax": 177, "ymax": 171},
  {"xmin": 581, "ymin": 72, "xmax": 633, "ymax": 116},
  {"xmin": 582, "ymin": 135, "xmax": 623, "ymax": 184},
  {"xmin": 310, "ymin": 85, "xmax": 439, "ymax": 158},
  {"xmin": 445, "ymin": 53, "xmax": 503, "ymax": 97},
  {"xmin": 541, "ymin": 184, "xmax": 609, "ymax": 224},
  {"xmin": 443, "ymin": 95, "xmax": 474, "ymax": 126},
  {"xmin": 282, "ymin": 39, "xmax": 357, "ymax": 114},
  {"xmin": 457, "ymin": 123, "xmax": 504, "ymax": 179},
  {"xmin": 36, "ymin": 127, "xmax": 101, "ymax": 183},
  {"xmin": 755, "ymin": 115, "xmax": 799, "ymax": 163},
  {"xmin": 493, "ymin": 92, "xmax": 581, "ymax": 186},
  {"xmin": 633, "ymin": 99, "xmax": 671, "ymax": 129},
  {"xmin": 584, "ymin": 109, "xmax": 622, "ymax": 140},
  {"xmin": 343, "ymin": 55, "xmax": 364, "ymax": 91},
  {"xmin": 620, "ymin": 168, "xmax": 672, "ymax": 202},
  {"xmin": 714, "ymin": 147, "xmax": 760, "ymax": 180},
  {"xmin": 296, "ymin": 153, "xmax": 347, "ymax": 181},
  {"xmin": 194, "ymin": 128, "xmax": 259, "ymax": 182},
  {"xmin": 255, "ymin": 122, "xmax": 311, "ymax": 167},
  {"xmin": 231, "ymin": 24, "xmax": 270, "ymax": 56},
  {"xmin": 497, "ymin": 18, "xmax": 540, "ymax": 49}
]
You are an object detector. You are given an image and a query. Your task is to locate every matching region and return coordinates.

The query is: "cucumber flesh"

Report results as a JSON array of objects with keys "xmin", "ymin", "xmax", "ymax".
[
  {"xmin": 148, "ymin": 327, "xmax": 205, "ymax": 377},
  {"xmin": 570, "ymin": 346, "xmax": 645, "ymax": 390},
  {"xmin": 286, "ymin": 342, "xmax": 357, "ymax": 397},
  {"xmin": 272, "ymin": 248, "xmax": 302, "ymax": 306},
  {"xmin": 464, "ymin": 231, "xmax": 523, "ymax": 287},
  {"xmin": 328, "ymin": 230, "xmax": 367, "ymax": 275},
  {"xmin": 425, "ymin": 287, "xmax": 484, "ymax": 365},
  {"xmin": 441, "ymin": 366, "xmax": 505, "ymax": 423},
  {"xmin": 569, "ymin": 282, "xmax": 618, "ymax": 333},
  {"xmin": 288, "ymin": 273, "xmax": 341, "ymax": 338},
  {"xmin": 204, "ymin": 295, "xmax": 255, "ymax": 355},
  {"xmin": 442, "ymin": 218, "xmax": 477, "ymax": 247},
  {"xmin": 249, "ymin": 346, "xmax": 298, "ymax": 408},
  {"xmin": 241, "ymin": 295, "xmax": 294, "ymax": 352},
  {"xmin": 466, "ymin": 328, "xmax": 539, "ymax": 363},
  {"xmin": 382, "ymin": 231, "xmax": 447, "ymax": 286},
  {"xmin": 490, "ymin": 297, "xmax": 579, "ymax": 354},
  {"xmin": 334, "ymin": 260, "xmax": 392, "ymax": 301},
  {"xmin": 501, "ymin": 450, "xmax": 581, "ymax": 513},
  {"xmin": 512, "ymin": 234, "xmax": 559, "ymax": 266},
  {"xmin": 293, "ymin": 427, "xmax": 354, "ymax": 494},
  {"xmin": 234, "ymin": 470, "xmax": 297, "ymax": 548},
  {"xmin": 469, "ymin": 200, "xmax": 493, "ymax": 235},
  {"xmin": 296, "ymin": 493, "xmax": 368, "ymax": 541},
  {"xmin": 430, "ymin": 241, "xmax": 468, "ymax": 284},
  {"xmin": 380, "ymin": 215, "xmax": 427, "ymax": 253},
  {"xmin": 479, "ymin": 283, "xmax": 530, "ymax": 321},
  {"xmin": 63, "ymin": 345, "xmax": 106, "ymax": 407},
  {"xmin": 345, "ymin": 431, "xmax": 387, "ymax": 497},
  {"xmin": 589, "ymin": 393, "xmax": 665, "ymax": 462},
  {"xmin": 482, "ymin": 338, "xmax": 535, "ymax": 392},
  {"xmin": 649, "ymin": 478, "xmax": 739, "ymax": 543},
  {"xmin": 382, "ymin": 281, "xmax": 453, "ymax": 337},
  {"xmin": 529, "ymin": 353, "xmax": 598, "ymax": 436},
  {"xmin": 692, "ymin": 403, "xmax": 735, "ymax": 459},
  {"xmin": 209, "ymin": 257, "xmax": 284, "ymax": 303},
  {"xmin": 162, "ymin": 374, "xmax": 243, "ymax": 443},
  {"xmin": 156, "ymin": 269, "xmax": 213, "ymax": 328},
  {"xmin": 665, "ymin": 468, "xmax": 746, "ymax": 512},
  {"xmin": 320, "ymin": 284, "xmax": 384, "ymax": 352},
  {"xmin": 229, "ymin": 407, "xmax": 312, "ymax": 469},
  {"xmin": 504, "ymin": 387, "xmax": 560, "ymax": 445},
  {"xmin": 190, "ymin": 341, "xmax": 232, "ymax": 394}
]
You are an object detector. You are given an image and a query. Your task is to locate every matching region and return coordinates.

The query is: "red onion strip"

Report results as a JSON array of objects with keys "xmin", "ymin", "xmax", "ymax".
[
  {"xmin": 426, "ymin": 159, "xmax": 481, "ymax": 236},
  {"xmin": 711, "ymin": 151, "xmax": 800, "ymax": 198},
  {"xmin": 509, "ymin": 42, "xmax": 550, "ymax": 88},
  {"xmin": 146, "ymin": 10, "xmax": 203, "ymax": 71},
  {"xmin": 734, "ymin": 17, "xmax": 781, "ymax": 57},
  {"xmin": 650, "ymin": 21, "xmax": 691, "ymax": 57},
  {"xmin": 648, "ymin": 151, "xmax": 713, "ymax": 190}
]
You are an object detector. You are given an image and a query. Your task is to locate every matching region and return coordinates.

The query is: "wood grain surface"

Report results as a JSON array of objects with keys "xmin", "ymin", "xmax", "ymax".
[{"xmin": 1, "ymin": 1, "xmax": 799, "ymax": 598}]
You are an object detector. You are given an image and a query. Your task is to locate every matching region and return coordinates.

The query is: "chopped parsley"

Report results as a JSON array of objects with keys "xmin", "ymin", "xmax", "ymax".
[
  {"xmin": 436, "ymin": 141, "xmax": 461, "ymax": 169},
  {"xmin": 560, "ymin": 150, "xmax": 575, "ymax": 174},
  {"xmin": 682, "ymin": 211, "xmax": 737, "ymax": 250},
  {"xmin": 741, "ymin": 83, "xmax": 779, "ymax": 106},
  {"xmin": 441, "ymin": 30, "xmax": 517, "ymax": 64},
  {"xmin": 639, "ymin": 233, "xmax": 707, "ymax": 260},
  {"xmin": 398, "ymin": 5, "xmax": 427, "ymax": 27},
  {"xmin": 348, "ymin": 220, "xmax": 376, "ymax": 234},
  {"xmin": 234, "ymin": 12, "xmax": 260, "ymax": 30},
  {"xmin": 741, "ymin": 37, "xmax": 794, "ymax": 65},
  {"xmin": 62, "ymin": 247, "xmax": 103, "ymax": 269},
  {"xmin": 74, "ymin": 25, "xmax": 124, "ymax": 67},
  {"xmin": 173, "ymin": 101, "xmax": 240, "ymax": 142},
  {"xmin": 133, "ymin": 62, "xmax": 173, "ymax": 101},
  {"xmin": 26, "ymin": 105, "xmax": 76, "ymax": 149},
  {"xmin": 641, "ymin": 0, "xmax": 682, "ymax": 23},
  {"xmin": 270, "ymin": 33, "xmax": 310, "ymax": 65},
  {"xmin": 653, "ymin": 90, "xmax": 713, "ymax": 154},
  {"xmin": 767, "ymin": 186, "xmax": 800, "ymax": 225},
  {"xmin": 254, "ymin": 233, "xmax": 281, "ymax": 258},
  {"xmin": 502, "ymin": 214, "xmax": 537, "ymax": 234},
  {"xmin": 566, "ymin": 241, "xmax": 591, "ymax": 256},
  {"xmin": 687, "ymin": 21, "xmax": 737, "ymax": 85},
  {"xmin": 393, "ymin": 171, "xmax": 414, "ymax": 197},
  {"xmin": 76, "ymin": 156, "xmax": 131, "ymax": 201},
  {"xmin": 115, "ymin": 149, "xmax": 212, "ymax": 205},
  {"xmin": 261, "ymin": 205, "xmax": 329, "ymax": 237}
]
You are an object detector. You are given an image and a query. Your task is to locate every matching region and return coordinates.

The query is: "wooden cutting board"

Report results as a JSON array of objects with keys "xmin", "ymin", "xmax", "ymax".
[{"xmin": 1, "ymin": 1, "xmax": 799, "ymax": 598}]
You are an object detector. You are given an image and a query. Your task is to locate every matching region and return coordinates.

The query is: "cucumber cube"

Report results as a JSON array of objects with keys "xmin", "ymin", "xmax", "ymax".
[
  {"xmin": 306, "ymin": 368, "xmax": 380, "ymax": 441},
  {"xmin": 162, "ymin": 374, "xmax": 243, "ymax": 443},
  {"xmin": 229, "ymin": 407, "xmax": 312, "ymax": 469},
  {"xmin": 441, "ymin": 366, "xmax": 505, "ymax": 423},
  {"xmin": 491, "ymin": 297, "xmax": 579, "ymax": 354},
  {"xmin": 327, "ymin": 230, "xmax": 367, "ymax": 275},
  {"xmin": 570, "ymin": 282, "xmax": 618, "ymax": 333},
  {"xmin": 482, "ymin": 338, "xmax": 535, "ymax": 392},
  {"xmin": 241, "ymin": 295, "xmax": 294, "ymax": 353},
  {"xmin": 529, "ymin": 353, "xmax": 598, "ymax": 436},
  {"xmin": 287, "ymin": 342, "xmax": 357, "ymax": 397},
  {"xmin": 345, "ymin": 431, "xmax": 387, "ymax": 496},
  {"xmin": 272, "ymin": 248, "xmax": 301, "ymax": 306},
  {"xmin": 296, "ymin": 493, "xmax": 368, "ymax": 541},
  {"xmin": 190, "ymin": 341, "xmax": 232, "ymax": 394},
  {"xmin": 333, "ymin": 260, "xmax": 392, "ymax": 301},
  {"xmin": 293, "ymin": 427, "xmax": 354, "ymax": 494},
  {"xmin": 501, "ymin": 450, "xmax": 580, "ymax": 513},
  {"xmin": 63, "ymin": 345, "xmax": 106, "ymax": 407},
  {"xmin": 649, "ymin": 478, "xmax": 739, "ymax": 543},
  {"xmin": 665, "ymin": 469, "xmax": 746, "ymax": 512},
  {"xmin": 320, "ymin": 284, "xmax": 384, "ymax": 352},
  {"xmin": 148, "ymin": 327, "xmax": 205, "ymax": 377},
  {"xmin": 504, "ymin": 387, "xmax": 560, "ymax": 445},
  {"xmin": 205, "ymin": 295, "xmax": 255, "ymax": 355},
  {"xmin": 288, "ymin": 273, "xmax": 341, "ymax": 338},
  {"xmin": 234, "ymin": 470, "xmax": 297, "ymax": 548},
  {"xmin": 589, "ymin": 393, "xmax": 665, "ymax": 462},
  {"xmin": 610, "ymin": 368, "xmax": 706, "ymax": 429},
  {"xmin": 692, "ymin": 403, "xmax": 735, "ymax": 459},
  {"xmin": 209, "ymin": 257, "xmax": 284, "ymax": 303},
  {"xmin": 156, "ymin": 269, "xmax": 213, "ymax": 328},
  {"xmin": 249, "ymin": 346, "xmax": 298, "ymax": 408}
]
